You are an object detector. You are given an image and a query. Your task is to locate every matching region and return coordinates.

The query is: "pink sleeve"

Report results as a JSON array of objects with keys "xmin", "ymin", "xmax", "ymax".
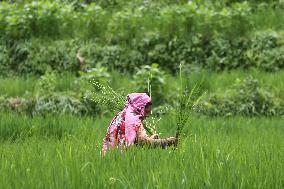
[{"xmin": 124, "ymin": 113, "xmax": 141, "ymax": 146}]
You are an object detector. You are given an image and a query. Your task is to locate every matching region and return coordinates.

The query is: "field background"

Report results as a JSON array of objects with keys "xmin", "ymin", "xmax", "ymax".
[{"xmin": 0, "ymin": 0, "xmax": 284, "ymax": 188}]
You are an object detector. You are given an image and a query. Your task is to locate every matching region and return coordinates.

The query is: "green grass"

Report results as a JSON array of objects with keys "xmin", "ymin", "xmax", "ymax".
[
  {"xmin": 0, "ymin": 73, "xmax": 75, "ymax": 97},
  {"xmin": 0, "ymin": 112, "xmax": 283, "ymax": 188},
  {"xmin": 250, "ymin": 8, "xmax": 284, "ymax": 31},
  {"xmin": 1, "ymin": 1, "xmax": 284, "ymax": 187},
  {"xmin": 0, "ymin": 68, "xmax": 282, "ymax": 188},
  {"xmin": 202, "ymin": 69, "xmax": 284, "ymax": 96},
  {"xmin": 1, "ymin": 70, "xmax": 284, "ymax": 97},
  {"xmin": 0, "ymin": 76, "xmax": 37, "ymax": 96},
  {"xmin": 167, "ymin": 69, "xmax": 284, "ymax": 96}
]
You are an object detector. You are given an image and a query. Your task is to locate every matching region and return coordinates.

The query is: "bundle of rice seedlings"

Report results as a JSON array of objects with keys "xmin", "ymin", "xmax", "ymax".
[
  {"xmin": 144, "ymin": 116, "xmax": 161, "ymax": 135},
  {"xmin": 90, "ymin": 80, "xmax": 125, "ymax": 112},
  {"xmin": 175, "ymin": 64, "xmax": 205, "ymax": 143}
]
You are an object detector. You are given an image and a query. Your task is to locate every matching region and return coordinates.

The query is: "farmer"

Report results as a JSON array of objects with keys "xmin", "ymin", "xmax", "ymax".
[{"xmin": 102, "ymin": 93, "xmax": 177, "ymax": 155}]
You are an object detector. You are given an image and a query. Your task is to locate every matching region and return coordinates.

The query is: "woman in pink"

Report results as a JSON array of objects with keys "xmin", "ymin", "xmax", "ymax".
[{"xmin": 102, "ymin": 93, "xmax": 177, "ymax": 155}]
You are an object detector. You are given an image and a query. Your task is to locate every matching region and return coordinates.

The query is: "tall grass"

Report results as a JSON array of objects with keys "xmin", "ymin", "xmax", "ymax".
[
  {"xmin": 250, "ymin": 7, "xmax": 284, "ymax": 31},
  {"xmin": 0, "ymin": 76, "xmax": 37, "ymax": 96},
  {"xmin": 166, "ymin": 69, "xmax": 284, "ymax": 96},
  {"xmin": 0, "ymin": 73, "xmax": 76, "ymax": 96},
  {"xmin": 0, "ymin": 113, "xmax": 283, "ymax": 188},
  {"xmin": 175, "ymin": 64, "xmax": 205, "ymax": 142},
  {"xmin": 1, "ymin": 70, "xmax": 283, "ymax": 97},
  {"xmin": 0, "ymin": 112, "xmax": 104, "ymax": 141}
]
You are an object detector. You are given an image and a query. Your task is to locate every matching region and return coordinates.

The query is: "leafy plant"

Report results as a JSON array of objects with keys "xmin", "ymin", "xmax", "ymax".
[
  {"xmin": 90, "ymin": 80, "xmax": 126, "ymax": 112},
  {"xmin": 202, "ymin": 76, "xmax": 284, "ymax": 116},
  {"xmin": 133, "ymin": 63, "xmax": 166, "ymax": 105},
  {"xmin": 79, "ymin": 64, "xmax": 110, "ymax": 82},
  {"xmin": 245, "ymin": 32, "xmax": 284, "ymax": 71},
  {"xmin": 175, "ymin": 64, "xmax": 205, "ymax": 142},
  {"xmin": 34, "ymin": 70, "xmax": 57, "ymax": 96},
  {"xmin": 33, "ymin": 93, "xmax": 88, "ymax": 116}
]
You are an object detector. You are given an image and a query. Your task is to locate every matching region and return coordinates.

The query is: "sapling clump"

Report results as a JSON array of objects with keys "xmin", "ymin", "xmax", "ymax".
[{"xmin": 175, "ymin": 63, "xmax": 205, "ymax": 144}]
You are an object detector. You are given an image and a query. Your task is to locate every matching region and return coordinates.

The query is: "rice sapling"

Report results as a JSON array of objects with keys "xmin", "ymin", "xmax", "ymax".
[
  {"xmin": 143, "ymin": 74, "xmax": 172, "ymax": 136},
  {"xmin": 175, "ymin": 63, "xmax": 205, "ymax": 145},
  {"xmin": 90, "ymin": 80, "xmax": 125, "ymax": 112},
  {"xmin": 143, "ymin": 75, "xmax": 160, "ymax": 135}
]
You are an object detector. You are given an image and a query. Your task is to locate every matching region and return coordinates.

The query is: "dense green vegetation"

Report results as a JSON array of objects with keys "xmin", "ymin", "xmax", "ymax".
[
  {"xmin": 1, "ymin": 1, "xmax": 284, "ymax": 75},
  {"xmin": 0, "ymin": 69, "xmax": 283, "ymax": 116},
  {"xmin": 0, "ymin": 0, "xmax": 283, "ymax": 188},
  {"xmin": 0, "ymin": 114, "xmax": 283, "ymax": 188}
]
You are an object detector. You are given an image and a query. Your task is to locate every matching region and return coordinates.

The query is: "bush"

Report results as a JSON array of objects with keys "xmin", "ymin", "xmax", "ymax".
[
  {"xmin": 1, "ymin": 33, "xmax": 284, "ymax": 75},
  {"xmin": 0, "ymin": 1, "xmax": 255, "ymax": 41},
  {"xmin": 1, "ymin": 1, "xmax": 78, "ymax": 39},
  {"xmin": 205, "ymin": 37, "xmax": 249, "ymax": 70},
  {"xmin": 201, "ymin": 76, "xmax": 284, "ymax": 116},
  {"xmin": 33, "ymin": 94, "xmax": 89, "ymax": 116},
  {"xmin": 245, "ymin": 32, "xmax": 284, "ymax": 71},
  {"xmin": 133, "ymin": 64, "xmax": 166, "ymax": 105},
  {"xmin": 0, "ymin": 39, "xmax": 80, "ymax": 75},
  {"xmin": 0, "ymin": 45, "xmax": 10, "ymax": 76}
]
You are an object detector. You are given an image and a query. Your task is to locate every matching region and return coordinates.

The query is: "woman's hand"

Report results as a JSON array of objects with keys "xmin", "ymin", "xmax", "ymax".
[
  {"xmin": 167, "ymin": 137, "xmax": 178, "ymax": 145},
  {"xmin": 150, "ymin": 134, "xmax": 160, "ymax": 139}
]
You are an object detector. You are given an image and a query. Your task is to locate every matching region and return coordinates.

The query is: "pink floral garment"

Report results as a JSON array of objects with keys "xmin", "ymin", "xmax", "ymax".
[{"xmin": 102, "ymin": 93, "xmax": 151, "ymax": 155}]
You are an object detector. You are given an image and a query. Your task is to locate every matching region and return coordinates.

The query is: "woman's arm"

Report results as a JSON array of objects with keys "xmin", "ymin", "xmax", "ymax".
[{"xmin": 136, "ymin": 125, "xmax": 177, "ymax": 148}]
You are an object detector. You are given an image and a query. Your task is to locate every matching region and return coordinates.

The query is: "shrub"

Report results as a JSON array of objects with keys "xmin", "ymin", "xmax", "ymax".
[
  {"xmin": 1, "ymin": 39, "xmax": 80, "ymax": 75},
  {"xmin": 33, "ymin": 94, "xmax": 89, "ymax": 116},
  {"xmin": 0, "ymin": 0, "xmax": 259, "ymax": 41},
  {"xmin": 0, "ymin": 93, "xmax": 97, "ymax": 116},
  {"xmin": 245, "ymin": 32, "xmax": 284, "ymax": 71},
  {"xmin": 34, "ymin": 70, "xmax": 57, "ymax": 96},
  {"xmin": 205, "ymin": 37, "xmax": 249, "ymax": 70},
  {"xmin": 78, "ymin": 65, "xmax": 110, "ymax": 82},
  {"xmin": 0, "ymin": 44, "xmax": 10, "ymax": 76},
  {"xmin": 133, "ymin": 64, "xmax": 166, "ymax": 105},
  {"xmin": 201, "ymin": 76, "xmax": 284, "ymax": 116},
  {"xmin": 1, "ymin": 32, "xmax": 284, "ymax": 76}
]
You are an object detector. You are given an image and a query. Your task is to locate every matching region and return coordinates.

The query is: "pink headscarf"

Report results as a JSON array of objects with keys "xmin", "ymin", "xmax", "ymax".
[{"xmin": 124, "ymin": 93, "xmax": 151, "ymax": 145}]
